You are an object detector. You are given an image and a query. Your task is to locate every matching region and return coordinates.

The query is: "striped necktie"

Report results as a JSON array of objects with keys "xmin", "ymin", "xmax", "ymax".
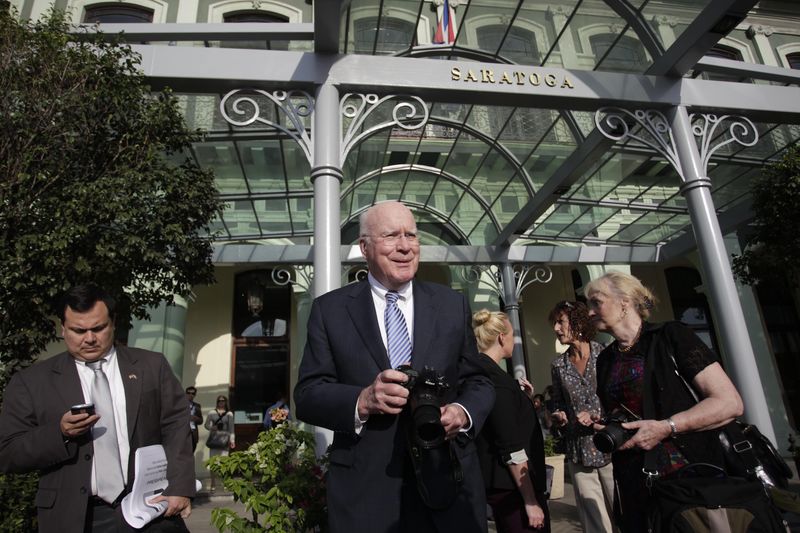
[
  {"xmin": 385, "ymin": 291, "xmax": 412, "ymax": 368},
  {"xmin": 87, "ymin": 359, "xmax": 125, "ymax": 504}
]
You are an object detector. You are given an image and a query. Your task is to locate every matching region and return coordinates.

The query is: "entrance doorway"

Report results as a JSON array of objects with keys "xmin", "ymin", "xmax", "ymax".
[{"xmin": 230, "ymin": 270, "xmax": 291, "ymax": 448}]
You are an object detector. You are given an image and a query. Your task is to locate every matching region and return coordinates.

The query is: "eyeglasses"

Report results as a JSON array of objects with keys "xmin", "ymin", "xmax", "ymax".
[
  {"xmin": 186, "ymin": 391, "xmax": 196, "ymax": 395},
  {"xmin": 216, "ymin": 398, "xmax": 226, "ymax": 402},
  {"xmin": 369, "ymin": 232, "xmax": 419, "ymax": 245}
]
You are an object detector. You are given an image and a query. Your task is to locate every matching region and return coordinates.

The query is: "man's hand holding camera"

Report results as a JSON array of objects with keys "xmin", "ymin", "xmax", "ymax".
[
  {"xmin": 358, "ymin": 369, "xmax": 410, "ymax": 418},
  {"xmin": 60, "ymin": 410, "xmax": 99, "ymax": 440},
  {"xmin": 439, "ymin": 404, "xmax": 468, "ymax": 439}
]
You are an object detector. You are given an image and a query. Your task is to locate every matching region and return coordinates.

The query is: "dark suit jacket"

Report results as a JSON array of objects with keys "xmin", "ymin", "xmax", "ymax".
[
  {"xmin": 0, "ymin": 345, "xmax": 196, "ymax": 533},
  {"xmin": 294, "ymin": 279, "xmax": 494, "ymax": 533}
]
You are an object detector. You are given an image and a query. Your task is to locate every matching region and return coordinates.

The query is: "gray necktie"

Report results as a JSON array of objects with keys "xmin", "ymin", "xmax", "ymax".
[{"xmin": 87, "ymin": 359, "xmax": 125, "ymax": 503}]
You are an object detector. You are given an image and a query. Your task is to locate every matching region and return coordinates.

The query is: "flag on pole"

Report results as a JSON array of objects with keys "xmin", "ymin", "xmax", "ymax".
[{"xmin": 433, "ymin": 0, "xmax": 456, "ymax": 45}]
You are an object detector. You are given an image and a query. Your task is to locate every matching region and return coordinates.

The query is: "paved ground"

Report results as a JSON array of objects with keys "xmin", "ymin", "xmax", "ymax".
[{"xmin": 185, "ymin": 478, "xmax": 582, "ymax": 533}]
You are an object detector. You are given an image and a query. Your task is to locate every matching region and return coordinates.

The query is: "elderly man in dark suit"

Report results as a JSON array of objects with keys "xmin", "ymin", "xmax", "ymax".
[
  {"xmin": 0, "ymin": 284, "xmax": 195, "ymax": 532},
  {"xmin": 295, "ymin": 201, "xmax": 494, "ymax": 533}
]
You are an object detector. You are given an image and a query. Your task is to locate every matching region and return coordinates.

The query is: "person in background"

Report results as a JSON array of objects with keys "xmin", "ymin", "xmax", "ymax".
[
  {"xmin": 473, "ymin": 309, "xmax": 550, "ymax": 532},
  {"xmin": 186, "ymin": 386, "xmax": 202, "ymax": 452},
  {"xmin": 531, "ymin": 394, "xmax": 551, "ymax": 439},
  {"xmin": 263, "ymin": 393, "xmax": 291, "ymax": 430},
  {"xmin": 547, "ymin": 300, "xmax": 614, "ymax": 532},
  {"xmin": 0, "ymin": 283, "xmax": 195, "ymax": 532},
  {"xmin": 585, "ymin": 271, "xmax": 743, "ymax": 533},
  {"xmin": 205, "ymin": 395, "xmax": 235, "ymax": 492}
]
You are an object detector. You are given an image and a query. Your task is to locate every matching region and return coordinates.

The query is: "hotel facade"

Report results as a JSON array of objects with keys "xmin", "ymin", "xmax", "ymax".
[{"xmin": 16, "ymin": 0, "xmax": 800, "ymax": 475}]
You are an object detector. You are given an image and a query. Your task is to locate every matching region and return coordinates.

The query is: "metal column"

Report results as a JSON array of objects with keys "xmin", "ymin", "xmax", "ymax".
[
  {"xmin": 500, "ymin": 263, "xmax": 527, "ymax": 380},
  {"xmin": 311, "ymin": 83, "xmax": 343, "ymax": 297},
  {"xmin": 669, "ymin": 106, "xmax": 777, "ymax": 444}
]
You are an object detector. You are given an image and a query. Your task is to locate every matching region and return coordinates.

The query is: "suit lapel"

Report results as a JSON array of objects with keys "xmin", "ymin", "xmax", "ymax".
[
  {"xmin": 412, "ymin": 281, "xmax": 438, "ymax": 369},
  {"xmin": 347, "ymin": 281, "xmax": 390, "ymax": 370},
  {"xmin": 116, "ymin": 345, "xmax": 142, "ymax": 438},
  {"xmin": 51, "ymin": 352, "xmax": 87, "ymax": 407}
]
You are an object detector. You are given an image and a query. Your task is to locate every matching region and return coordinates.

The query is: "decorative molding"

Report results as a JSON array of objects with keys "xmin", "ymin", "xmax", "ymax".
[
  {"xmin": 689, "ymin": 114, "xmax": 758, "ymax": 173},
  {"xmin": 547, "ymin": 5, "xmax": 572, "ymax": 19},
  {"xmin": 651, "ymin": 15, "xmax": 678, "ymax": 28},
  {"xmin": 746, "ymin": 25, "xmax": 774, "ymax": 38},
  {"xmin": 595, "ymin": 108, "xmax": 683, "ymax": 179},
  {"xmin": 220, "ymin": 89, "xmax": 314, "ymax": 165},
  {"xmin": 340, "ymin": 93, "xmax": 429, "ymax": 163}
]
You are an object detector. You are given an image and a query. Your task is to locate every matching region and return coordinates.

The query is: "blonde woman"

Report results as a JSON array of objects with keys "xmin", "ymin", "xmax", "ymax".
[
  {"xmin": 585, "ymin": 272, "xmax": 743, "ymax": 533},
  {"xmin": 473, "ymin": 309, "xmax": 549, "ymax": 532}
]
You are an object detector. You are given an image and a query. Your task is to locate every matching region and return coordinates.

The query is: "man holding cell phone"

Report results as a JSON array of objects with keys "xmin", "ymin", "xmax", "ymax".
[{"xmin": 0, "ymin": 284, "xmax": 195, "ymax": 532}]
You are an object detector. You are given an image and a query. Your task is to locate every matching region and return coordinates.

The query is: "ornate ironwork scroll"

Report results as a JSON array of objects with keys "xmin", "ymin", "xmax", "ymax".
[
  {"xmin": 689, "ymin": 114, "xmax": 758, "ymax": 173},
  {"xmin": 345, "ymin": 266, "xmax": 369, "ymax": 285},
  {"xmin": 220, "ymin": 89, "xmax": 314, "ymax": 165},
  {"xmin": 340, "ymin": 94, "xmax": 429, "ymax": 163},
  {"xmin": 459, "ymin": 264, "xmax": 552, "ymax": 301},
  {"xmin": 271, "ymin": 265, "xmax": 314, "ymax": 294},
  {"xmin": 596, "ymin": 108, "xmax": 683, "ymax": 178}
]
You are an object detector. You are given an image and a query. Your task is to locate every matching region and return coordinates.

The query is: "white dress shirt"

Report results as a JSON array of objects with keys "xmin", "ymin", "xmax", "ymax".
[
  {"xmin": 355, "ymin": 275, "xmax": 472, "ymax": 433},
  {"xmin": 73, "ymin": 347, "xmax": 130, "ymax": 494}
]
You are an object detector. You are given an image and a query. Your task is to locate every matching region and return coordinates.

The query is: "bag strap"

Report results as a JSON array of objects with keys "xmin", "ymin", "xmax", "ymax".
[
  {"xmin": 662, "ymin": 346, "xmax": 764, "ymax": 478},
  {"xmin": 642, "ymin": 325, "xmax": 661, "ymax": 484}
]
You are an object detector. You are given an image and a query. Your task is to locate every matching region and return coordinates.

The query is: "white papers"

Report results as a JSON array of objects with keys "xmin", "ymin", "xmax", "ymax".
[{"xmin": 121, "ymin": 444, "xmax": 169, "ymax": 529}]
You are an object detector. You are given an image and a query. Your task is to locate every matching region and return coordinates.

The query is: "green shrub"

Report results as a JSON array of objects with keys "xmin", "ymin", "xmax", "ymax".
[
  {"xmin": 0, "ymin": 473, "xmax": 38, "ymax": 532},
  {"xmin": 207, "ymin": 422, "xmax": 327, "ymax": 532}
]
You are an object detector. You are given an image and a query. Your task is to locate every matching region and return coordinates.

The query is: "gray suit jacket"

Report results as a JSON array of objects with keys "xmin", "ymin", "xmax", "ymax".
[
  {"xmin": 0, "ymin": 345, "xmax": 195, "ymax": 533},
  {"xmin": 294, "ymin": 279, "xmax": 494, "ymax": 533}
]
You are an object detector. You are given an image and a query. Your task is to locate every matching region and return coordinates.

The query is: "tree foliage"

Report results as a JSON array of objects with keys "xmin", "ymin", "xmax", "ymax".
[
  {"xmin": 732, "ymin": 145, "xmax": 800, "ymax": 288},
  {"xmin": 0, "ymin": 8, "xmax": 222, "ymax": 379}
]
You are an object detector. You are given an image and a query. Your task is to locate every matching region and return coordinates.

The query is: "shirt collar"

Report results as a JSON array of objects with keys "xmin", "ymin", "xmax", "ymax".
[
  {"xmin": 367, "ymin": 273, "xmax": 413, "ymax": 301},
  {"xmin": 74, "ymin": 346, "xmax": 117, "ymax": 367}
]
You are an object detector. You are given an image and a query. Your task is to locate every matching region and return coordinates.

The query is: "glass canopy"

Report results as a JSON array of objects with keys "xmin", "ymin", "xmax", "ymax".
[{"xmin": 149, "ymin": 0, "xmax": 800, "ymax": 251}]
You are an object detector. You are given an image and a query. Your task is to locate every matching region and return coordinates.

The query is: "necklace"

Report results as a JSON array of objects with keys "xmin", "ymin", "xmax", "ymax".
[{"xmin": 617, "ymin": 323, "xmax": 643, "ymax": 353}]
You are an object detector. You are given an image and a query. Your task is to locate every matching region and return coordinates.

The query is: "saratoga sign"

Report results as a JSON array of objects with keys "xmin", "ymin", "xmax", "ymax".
[{"xmin": 450, "ymin": 66, "xmax": 576, "ymax": 90}]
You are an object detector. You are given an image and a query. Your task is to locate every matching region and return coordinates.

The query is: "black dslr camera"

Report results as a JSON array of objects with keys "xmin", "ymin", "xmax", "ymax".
[
  {"xmin": 397, "ymin": 365, "xmax": 450, "ymax": 449},
  {"xmin": 593, "ymin": 409, "xmax": 637, "ymax": 453}
]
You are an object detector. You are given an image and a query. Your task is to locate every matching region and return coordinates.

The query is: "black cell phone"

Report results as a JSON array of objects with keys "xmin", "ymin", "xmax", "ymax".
[{"xmin": 70, "ymin": 403, "xmax": 95, "ymax": 416}]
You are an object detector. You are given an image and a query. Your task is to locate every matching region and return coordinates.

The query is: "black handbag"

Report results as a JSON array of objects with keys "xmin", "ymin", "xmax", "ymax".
[
  {"xmin": 206, "ymin": 411, "xmax": 231, "ymax": 449},
  {"xmin": 646, "ymin": 463, "xmax": 788, "ymax": 533}
]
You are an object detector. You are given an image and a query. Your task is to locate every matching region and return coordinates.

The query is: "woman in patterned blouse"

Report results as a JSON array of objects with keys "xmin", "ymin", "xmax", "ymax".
[{"xmin": 548, "ymin": 300, "xmax": 615, "ymax": 532}]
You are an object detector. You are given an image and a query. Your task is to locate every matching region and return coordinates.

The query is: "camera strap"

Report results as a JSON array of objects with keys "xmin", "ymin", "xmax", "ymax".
[{"xmin": 642, "ymin": 324, "xmax": 662, "ymax": 486}]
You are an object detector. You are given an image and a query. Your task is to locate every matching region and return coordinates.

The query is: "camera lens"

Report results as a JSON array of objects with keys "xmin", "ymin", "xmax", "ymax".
[{"xmin": 593, "ymin": 422, "xmax": 632, "ymax": 453}]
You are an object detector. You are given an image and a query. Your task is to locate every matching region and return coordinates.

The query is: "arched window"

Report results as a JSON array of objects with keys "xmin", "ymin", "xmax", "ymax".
[
  {"xmin": 223, "ymin": 11, "xmax": 290, "ymax": 50},
  {"xmin": 703, "ymin": 44, "xmax": 744, "ymax": 81},
  {"xmin": 476, "ymin": 25, "xmax": 539, "ymax": 64},
  {"xmin": 354, "ymin": 17, "xmax": 415, "ymax": 55},
  {"xmin": 787, "ymin": 52, "xmax": 800, "ymax": 70},
  {"xmin": 707, "ymin": 44, "xmax": 743, "ymax": 61},
  {"xmin": 590, "ymin": 34, "xmax": 647, "ymax": 72},
  {"xmin": 84, "ymin": 4, "xmax": 153, "ymax": 23}
]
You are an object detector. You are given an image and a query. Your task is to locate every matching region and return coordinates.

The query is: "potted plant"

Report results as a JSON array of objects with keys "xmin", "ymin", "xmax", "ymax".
[
  {"xmin": 543, "ymin": 435, "xmax": 566, "ymax": 499},
  {"xmin": 207, "ymin": 421, "xmax": 327, "ymax": 532}
]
